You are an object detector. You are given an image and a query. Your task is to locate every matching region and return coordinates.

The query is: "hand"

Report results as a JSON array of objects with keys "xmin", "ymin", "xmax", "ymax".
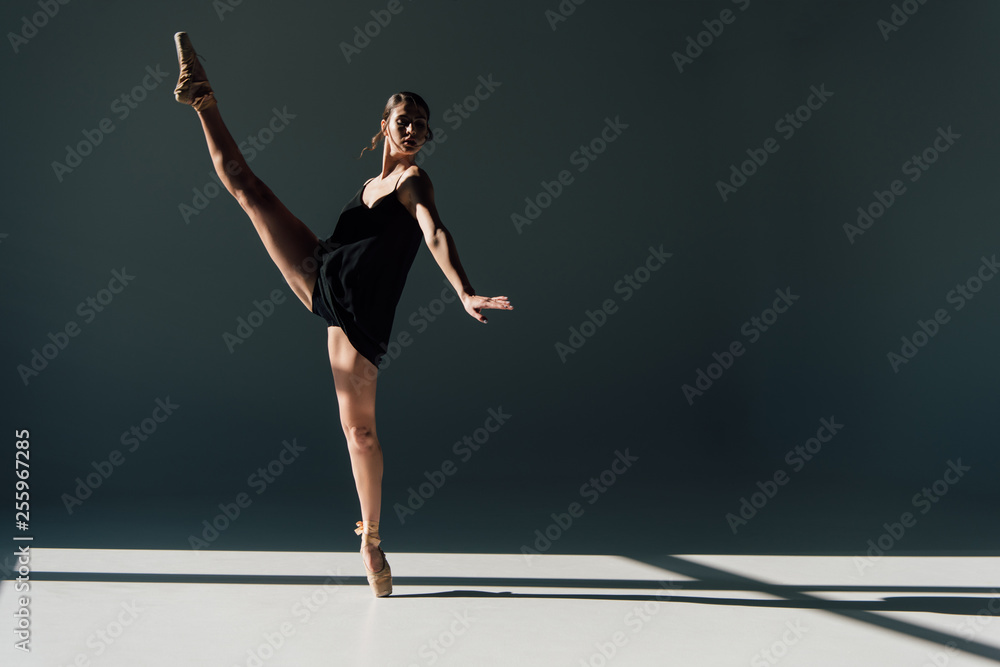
[{"xmin": 462, "ymin": 294, "xmax": 513, "ymax": 324}]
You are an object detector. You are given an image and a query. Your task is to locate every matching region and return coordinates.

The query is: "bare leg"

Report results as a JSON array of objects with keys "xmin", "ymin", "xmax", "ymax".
[
  {"xmin": 328, "ymin": 326, "xmax": 384, "ymax": 572},
  {"xmin": 194, "ymin": 104, "xmax": 321, "ymax": 309}
]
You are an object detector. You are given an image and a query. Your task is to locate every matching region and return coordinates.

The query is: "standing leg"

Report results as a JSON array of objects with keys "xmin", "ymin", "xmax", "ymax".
[{"xmin": 327, "ymin": 326, "xmax": 385, "ymax": 574}]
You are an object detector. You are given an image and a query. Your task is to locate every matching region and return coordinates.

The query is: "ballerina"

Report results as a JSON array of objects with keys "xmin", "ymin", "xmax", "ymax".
[{"xmin": 172, "ymin": 32, "xmax": 512, "ymax": 597}]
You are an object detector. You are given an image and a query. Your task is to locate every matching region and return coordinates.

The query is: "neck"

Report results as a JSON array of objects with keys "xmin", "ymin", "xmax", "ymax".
[{"xmin": 380, "ymin": 136, "xmax": 415, "ymax": 179}]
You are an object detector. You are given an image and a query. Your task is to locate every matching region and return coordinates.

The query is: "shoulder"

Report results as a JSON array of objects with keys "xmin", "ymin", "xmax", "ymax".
[
  {"xmin": 397, "ymin": 165, "xmax": 436, "ymax": 211},
  {"xmin": 398, "ymin": 165, "xmax": 432, "ymax": 193},
  {"xmin": 397, "ymin": 165, "xmax": 442, "ymax": 226}
]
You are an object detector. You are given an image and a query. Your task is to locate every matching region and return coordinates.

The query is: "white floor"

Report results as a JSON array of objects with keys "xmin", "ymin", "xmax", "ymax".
[{"xmin": 2, "ymin": 549, "xmax": 999, "ymax": 666}]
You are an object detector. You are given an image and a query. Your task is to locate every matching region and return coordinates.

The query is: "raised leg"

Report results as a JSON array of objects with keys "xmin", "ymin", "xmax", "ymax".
[
  {"xmin": 194, "ymin": 104, "xmax": 321, "ymax": 310},
  {"xmin": 327, "ymin": 326, "xmax": 385, "ymax": 573}
]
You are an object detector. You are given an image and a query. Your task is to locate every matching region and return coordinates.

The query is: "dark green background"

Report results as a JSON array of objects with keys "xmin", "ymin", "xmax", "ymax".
[{"xmin": 3, "ymin": 0, "xmax": 997, "ymax": 571}]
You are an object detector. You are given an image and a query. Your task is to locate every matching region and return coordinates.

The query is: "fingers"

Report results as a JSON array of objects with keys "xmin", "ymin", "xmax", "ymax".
[
  {"xmin": 467, "ymin": 295, "xmax": 512, "ymax": 324},
  {"xmin": 480, "ymin": 295, "xmax": 513, "ymax": 310}
]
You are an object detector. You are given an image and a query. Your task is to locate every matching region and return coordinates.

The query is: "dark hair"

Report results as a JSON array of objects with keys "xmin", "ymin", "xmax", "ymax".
[{"xmin": 357, "ymin": 91, "xmax": 433, "ymax": 159}]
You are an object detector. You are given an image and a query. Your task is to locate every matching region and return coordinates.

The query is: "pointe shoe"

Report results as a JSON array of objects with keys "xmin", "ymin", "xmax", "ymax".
[
  {"xmin": 173, "ymin": 32, "xmax": 217, "ymax": 112},
  {"xmin": 355, "ymin": 520, "xmax": 392, "ymax": 597}
]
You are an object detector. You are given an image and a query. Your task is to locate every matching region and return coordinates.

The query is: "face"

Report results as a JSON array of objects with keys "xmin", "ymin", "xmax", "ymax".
[{"xmin": 382, "ymin": 101, "xmax": 429, "ymax": 154}]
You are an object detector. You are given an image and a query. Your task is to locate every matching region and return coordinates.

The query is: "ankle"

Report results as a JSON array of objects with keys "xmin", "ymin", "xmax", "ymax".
[
  {"xmin": 355, "ymin": 519, "xmax": 382, "ymax": 546},
  {"xmin": 192, "ymin": 92, "xmax": 217, "ymax": 112},
  {"xmin": 356, "ymin": 519, "xmax": 380, "ymax": 534}
]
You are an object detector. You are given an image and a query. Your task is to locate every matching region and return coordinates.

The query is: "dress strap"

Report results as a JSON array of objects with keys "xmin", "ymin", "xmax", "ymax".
[{"xmin": 393, "ymin": 170, "xmax": 405, "ymax": 191}]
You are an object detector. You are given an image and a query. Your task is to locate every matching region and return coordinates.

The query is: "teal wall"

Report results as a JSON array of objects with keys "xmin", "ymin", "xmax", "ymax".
[{"xmin": 2, "ymin": 0, "xmax": 998, "ymax": 562}]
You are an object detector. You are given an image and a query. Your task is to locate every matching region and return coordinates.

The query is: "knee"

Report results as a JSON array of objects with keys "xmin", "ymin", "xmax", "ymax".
[{"xmin": 344, "ymin": 424, "xmax": 379, "ymax": 453}]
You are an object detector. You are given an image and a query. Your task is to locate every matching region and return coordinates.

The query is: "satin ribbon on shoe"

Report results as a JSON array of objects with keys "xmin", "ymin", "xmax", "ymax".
[{"xmin": 355, "ymin": 520, "xmax": 381, "ymax": 547}]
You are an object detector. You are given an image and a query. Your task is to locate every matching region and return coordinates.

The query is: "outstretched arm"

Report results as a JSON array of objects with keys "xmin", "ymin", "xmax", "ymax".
[{"xmin": 402, "ymin": 169, "xmax": 512, "ymax": 323}]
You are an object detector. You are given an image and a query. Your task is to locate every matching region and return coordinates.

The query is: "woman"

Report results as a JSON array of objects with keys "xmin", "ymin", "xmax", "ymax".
[{"xmin": 172, "ymin": 32, "xmax": 512, "ymax": 597}]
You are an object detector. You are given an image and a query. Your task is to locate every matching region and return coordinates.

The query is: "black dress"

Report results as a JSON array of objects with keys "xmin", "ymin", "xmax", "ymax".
[{"xmin": 311, "ymin": 172, "xmax": 423, "ymax": 369}]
